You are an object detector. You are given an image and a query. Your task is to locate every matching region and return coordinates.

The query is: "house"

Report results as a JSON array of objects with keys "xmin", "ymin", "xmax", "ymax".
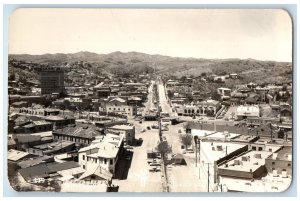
[
  {"xmin": 27, "ymin": 140, "xmax": 76, "ymax": 156},
  {"xmin": 45, "ymin": 115, "xmax": 76, "ymax": 129},
  {"xmin": 17, "ymin": 155, "xmax": 54, "ymax": 169},
  {"xmin": 8, "ymin": 149, "xmax": 33, "ymax": 163},
  {"xmin": 78, "ymin": 134, "xmax": 124, "ymax": 176},
  {"xmin": 107, "ymin": 124, "xmax": 135, "ymax": 145},
  {"xmin": 53, "ymin": 124, "xmax": 103, "ymax": 146},
  {"xmin": 19, "ymin": 161, "xmax": 79, "ymax": 182},
  {"xmin": 229, "ymin": 73, "xmax": 238, "ymax": 79},
  {"xmin": 217, "ymin": 88, "xmax": 231, "ymax": 100},
  {"xmin": 14, "ymin": 120, "xmax": 53, "ymax": 134}
]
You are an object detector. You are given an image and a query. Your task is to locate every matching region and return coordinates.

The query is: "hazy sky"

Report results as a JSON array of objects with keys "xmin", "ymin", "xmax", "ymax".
[{"xmin": 9, "ymin": 9, "xmax": 292, "ymax": 62}]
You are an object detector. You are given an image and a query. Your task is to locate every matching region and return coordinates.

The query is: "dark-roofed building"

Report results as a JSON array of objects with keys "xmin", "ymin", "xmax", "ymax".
[
  {"xmin": 15, "ymin": 120, "xmax": 53, "ymax": 134},
  {"xmin": 45, "ymin": 115, "xmax": 75, "ymax": 129},
  {"xmin": 17, "ymin": 155, "xmax": 54, "ymax": 169},
  {"xmin": 19, "ymin": 161, "xmax": 79, "ymax": 182},
  {"xmin": 53, "ymin": 124, "xmax": 103, "ymax": 146},
  {"xmin": 27, "ymin": 140, "xmax": 75, "ymax": 156}
]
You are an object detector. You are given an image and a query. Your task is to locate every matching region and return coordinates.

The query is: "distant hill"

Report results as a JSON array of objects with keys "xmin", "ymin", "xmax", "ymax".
[{"xmin": 9, "ymin": 51, "xmax": 292, "ymax": 83}]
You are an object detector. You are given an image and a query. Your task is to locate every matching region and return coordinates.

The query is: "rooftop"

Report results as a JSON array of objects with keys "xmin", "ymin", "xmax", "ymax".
[
  {"xmin": 108, "ymin": 124, "xmax": 134, "ymax": 130},
  {"xmin": 200, "ymin": 141, "xmax": 246, "ymax": 163},
  {"xmin": 17, "ymin": 155, "xmax": 54, "ymax": 168},
  {"xmin": 219, "ymin": 150, "xmax": 273, "ymax": 173},
  {"xmin": 236, "ymin": 105, "xmax": 260, "ymax": 116},
  {"xmin": 54, "ymin": 124, "xmax": 102, "ymax": 139},
  {"xmin": 267, "ymin": 146, "xmax": 292, "ymax": 161},
  {"xmin": 8, "ymin": 149, "xmax": 30, "ymax": 162}
]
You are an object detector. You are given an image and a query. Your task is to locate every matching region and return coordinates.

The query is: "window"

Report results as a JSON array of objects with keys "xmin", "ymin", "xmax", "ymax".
[
  {"xmin": 272, "ymin": 162, "xmax": 275, "ymax": 165},
  {"xmin": 288, "ymin": 163, "xmax": 291, "ymax": 167},
  {"xmin": 282, "ymin": 169, "xmax": 286, "ymax": 172},
  {"xmin": 258, "ymin": 147, "xmax": 263, "ymax": 151},
  {"xmin": 83, "ymin": 165, "xmax": 85, "ymax": 169},
  {"xmin": 104, "ymin": 159, "xmax": 107, "ymax": 164},
  {"xmin": 118, "ymin": 108, "xmax": 120, "ymax": 110},
  {"xmin": 109, "ymin": 108, "xmax": 111, "ymax": 110},
  {"xmin": 128, "ymin": 108, "xmax": 131, "ymax": 111},
  {"xmin": 252, "ymin": 146, "xmax": 256, "ymax": 151},
  {"xmin": 82, "ymin": 155, "xmax": 85, "ymax": 160},
  {"xmin": 95, "ymin": 158, "xmax": 97, "ymax": 163},
  {"xmin": 110, "ymin": 159, "xmax": 113, "ymax": 165}
]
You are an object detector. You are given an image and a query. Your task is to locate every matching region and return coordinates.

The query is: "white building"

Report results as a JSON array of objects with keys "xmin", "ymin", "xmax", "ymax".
[
  {"xmin": 78, "ymin": 134, "xmax": 124, "ymax": 178},
  {"xmin": 235, "ymin": 105, "xmax": 260, "ymax": 120},
  {"xmin": 104, "ymin": 97, "xmax": 137, "ymax": 116}
]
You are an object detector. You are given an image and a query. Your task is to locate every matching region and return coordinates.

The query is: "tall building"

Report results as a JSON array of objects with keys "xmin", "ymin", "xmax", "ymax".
[{"xmin": 40, "ymin": 67, "xmax": 64, "ymax": 95}]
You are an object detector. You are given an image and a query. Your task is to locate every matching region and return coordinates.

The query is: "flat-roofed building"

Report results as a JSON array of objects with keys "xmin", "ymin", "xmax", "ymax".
[
  {"xmin": 218, "ymin": 150, "xmax": 273, "ymax": 179},
  {"xmin": 265, "ymin": 146, "xmax": 292, "ymax": 177},
  {"xmin": 40, "ymin": 67, "xmax": 64, "ymax": 95},
  {"xmin": 236, "ymin": 105, "xmax": 260, "ymax": 120},
  {"xmin": 107, "ymin": 124, "xmax": 135, "ymax": 145}
]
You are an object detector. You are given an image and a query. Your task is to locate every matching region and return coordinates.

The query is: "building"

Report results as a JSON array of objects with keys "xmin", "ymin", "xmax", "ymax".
[
  {"xmin": 176, "ymin": 99, "xmax": 221, "ymax": 117},
  {"xmin": 105, "ymin": 97, "xmax": 137, "ymax": 116},
  {"xmin": 8, "ymin": 149, "xmax": 34, "ymax": 163},
  {"xmin": 45, "ymin": 115, "xmax": 76, "ymax": 129},
  {"xmin": 14, "ymin": 120, "xmax": 53, "ymax": 134},
  {"xmin": 40, "ymin": 67, "xmax": 64, "ymax": 95},
  {"xmin": 19, "ymin": 161, "xmax": 79, "ymax": 182},
  {"xmin": 217, "ymin": 88, "xmax": 231, "ymax": 100},
  {"xmin": 235, "ymin": 105, "xmax": 260, "ymax": 120},
  {"xmin": 107, "ymin": 124, "xmax": 135, "ymax": 145},
  {"xmin": 26, "ymin": 140, "xmax": 76, "ymax": 156},
  {"xmin": 218, "ymin": 150, "xmax": 273, "ymax": 179},
  {"xmin": 78, "ymin": 134, "xmax": 124, "ymax": 176},
  {"xmin": 53, "ymin": 124, "xmax": 103, "ymax": 146},
  {"xmin": 265, "ymin": 146, "xmax": 292, "ymax": 177}
]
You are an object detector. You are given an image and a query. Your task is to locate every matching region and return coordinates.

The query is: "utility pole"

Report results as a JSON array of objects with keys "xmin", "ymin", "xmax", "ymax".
[{"xmin": 205, "ymin": 162, "xmax": 212, "ymax": 192}]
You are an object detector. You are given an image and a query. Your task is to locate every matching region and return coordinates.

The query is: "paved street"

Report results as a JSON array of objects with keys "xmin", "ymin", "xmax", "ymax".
[{"xmin": 113, "ymin": 81, "xmax": 162, "ymax": 192}]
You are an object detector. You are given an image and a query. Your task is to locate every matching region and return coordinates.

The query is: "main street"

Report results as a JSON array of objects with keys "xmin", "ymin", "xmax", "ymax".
[
  {"xmin": 157, "ymin": 78, "xmax": 207, "ymax": 192},
  {"xmin": 113, "ymin": 81, "xmax": 162, "ymax": 192}
]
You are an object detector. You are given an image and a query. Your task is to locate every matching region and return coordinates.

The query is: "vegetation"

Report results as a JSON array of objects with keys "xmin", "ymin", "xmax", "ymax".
[
  {"xmin": 180, "ymin": 134, "xmax": 193, "ymax": 150},
  {"xmin": 156, "ymin": 141, "xmax": 172, "ymax": 156}
]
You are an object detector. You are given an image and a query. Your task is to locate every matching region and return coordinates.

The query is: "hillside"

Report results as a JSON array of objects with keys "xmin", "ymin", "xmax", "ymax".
[{"xmin": 9, "ymin": 51, "xmax": 292, "ymax": 83}]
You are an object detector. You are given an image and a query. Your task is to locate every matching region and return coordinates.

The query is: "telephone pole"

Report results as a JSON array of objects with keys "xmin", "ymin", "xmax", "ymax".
[{"xmin": 205, "ymin": 162, "xmax": 212, "ymax": 192}]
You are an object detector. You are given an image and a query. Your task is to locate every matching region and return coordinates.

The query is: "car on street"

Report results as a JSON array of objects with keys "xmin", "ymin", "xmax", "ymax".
[
  {"xmin": 147, "ymin": 126, "xmax": 151, "ymax": 130},
  {"xmin": 125, "ymin": 155, "xmax": 131, "ymax": 161}
]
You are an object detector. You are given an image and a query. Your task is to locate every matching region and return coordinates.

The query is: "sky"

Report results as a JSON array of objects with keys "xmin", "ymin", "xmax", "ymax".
[{"xmin": 9, "ymin": 8, "xmax": 292, "ymax": 62}]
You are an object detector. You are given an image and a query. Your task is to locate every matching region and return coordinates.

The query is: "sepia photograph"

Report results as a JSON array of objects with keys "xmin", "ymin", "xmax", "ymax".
[{"xmin": 7, "ymin": 8, "xmax": 293, "ymax": 193}]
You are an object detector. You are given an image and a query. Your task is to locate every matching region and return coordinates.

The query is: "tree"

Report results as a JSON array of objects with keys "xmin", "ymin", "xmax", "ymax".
[
  {"xmin": 180, "ymin": 134, "xmax": 193, "ymax": 150},
  {"xmin": 156, "ymin": 141, "xmax": 172, "ymax": 156}
]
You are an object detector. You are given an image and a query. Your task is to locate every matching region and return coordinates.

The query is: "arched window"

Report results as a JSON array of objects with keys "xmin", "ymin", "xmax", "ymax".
[{"xmin": 184, "ymin": 109, "xmax": 187, "ymax": 113}]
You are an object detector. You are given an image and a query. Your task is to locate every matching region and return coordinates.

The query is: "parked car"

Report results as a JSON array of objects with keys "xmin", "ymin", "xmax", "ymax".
[
  {"xmin": 147, "ymin": 126, "xmax": 151, "ymax": 130},
  {"xmin": 125, "ymin": 155, "xmax": 131, "ymax": 161}
]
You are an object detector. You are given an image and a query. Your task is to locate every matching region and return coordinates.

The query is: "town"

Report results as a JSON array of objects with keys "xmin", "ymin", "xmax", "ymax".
[{"xmin": 7, "ymin": 55, "xmax": 292, "ymax": 193}]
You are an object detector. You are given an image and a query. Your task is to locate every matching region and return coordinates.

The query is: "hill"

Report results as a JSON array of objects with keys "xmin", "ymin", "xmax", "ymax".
[{"xmin": 9, "ymin": 51, "xmax": 292, "ymax": 83}]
